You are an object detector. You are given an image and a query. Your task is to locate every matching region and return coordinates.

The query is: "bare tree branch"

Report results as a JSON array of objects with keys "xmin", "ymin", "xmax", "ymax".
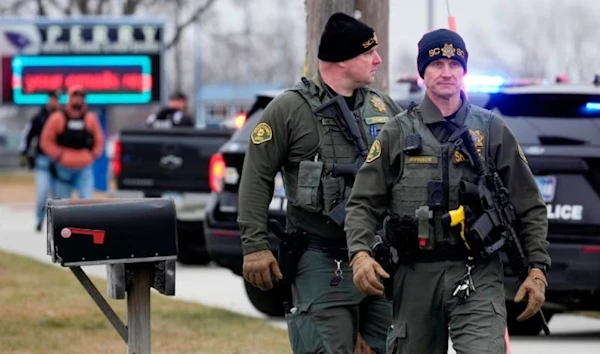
[
  {"xmin": 164, "ymin": 0, "xmax": 216, "ymax": 50},
  {"xmin": 46, "ymin": 0, "xmax": 71, "ymax": 14},
  {"xmin": 94, "ymin": 0, "xmax": 109, "ymax": 15},
  {"xmin": 122, "ymin": 0, "xmax": 143, "ymax": 15},
  {"xmin": 0, "ymin": 0, "xmax": 31, "ymax": 15},
  {"xmin": 75, "ymin": 0, "xmax": 88, "ymax": 14},
  {"xmin": 34, "ymin": 0, "xmax": 46, "ymax": 15}
]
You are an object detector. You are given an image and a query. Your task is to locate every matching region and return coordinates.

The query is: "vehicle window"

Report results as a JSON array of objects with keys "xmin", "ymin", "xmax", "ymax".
[
  {"xmin": 230, "ymin": 109, "xmax": 263, "ymax": 142},
  {"xmin": 488, "ymin": 93, "xmax": 600, "ymax": 118}
]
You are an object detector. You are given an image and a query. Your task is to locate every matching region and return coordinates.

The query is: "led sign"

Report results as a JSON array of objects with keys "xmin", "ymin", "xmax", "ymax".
[{"xmin": 12, "ymin": 55, "xmax": 152, "ymax": 104}]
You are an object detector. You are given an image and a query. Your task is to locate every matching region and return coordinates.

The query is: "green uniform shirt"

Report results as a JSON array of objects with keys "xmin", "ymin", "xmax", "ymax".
[
  {"xmin": 238, "ymin": 74, "xmax": 403, "ymax": 255},
  {"xmin": 345, "ymin": 94, "xmax": 551, "ymax": 267}
]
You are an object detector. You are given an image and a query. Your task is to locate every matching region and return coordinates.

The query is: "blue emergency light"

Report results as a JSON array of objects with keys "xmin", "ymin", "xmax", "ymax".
[
  {"xmin": 464, "ymin": 75, "xmax": 505, "ymax": 93},
  {"xmin": 583, "ymin": 102, "xmax": 600, "ymax": 113}
]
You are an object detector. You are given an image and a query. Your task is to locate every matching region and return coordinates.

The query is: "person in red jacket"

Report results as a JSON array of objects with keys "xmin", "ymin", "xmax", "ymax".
[{"xmin": 40, "ymin": 85, "xmax": 104, "ymax": 199}]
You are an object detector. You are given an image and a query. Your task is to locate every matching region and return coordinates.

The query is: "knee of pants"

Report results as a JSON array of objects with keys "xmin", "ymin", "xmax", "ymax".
[
  {"xmin": 286, "ymin": 310, "xmax": 327, "ymax": 354},
  {"xmin": 386, "ymin": 321, "xmax": 407, "ymax": 354},
  {"xmin": 450, "ymin": 300, "xmax": 507, "ymax": 354},
  {"xmin": 286, "ymin": 307, "xmax": 356, "ymax": 354}
]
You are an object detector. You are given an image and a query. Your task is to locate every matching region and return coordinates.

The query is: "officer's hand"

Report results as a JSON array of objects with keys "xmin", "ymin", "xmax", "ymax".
[
  {"xmin": 242, "ymin": 249, "xmax": 283, "ymax": 291},
  {"xmin": 351, "ymin": 251, "xmax": 389, "ymax": 296},
  {"xmin": 514, "ymin": 268, "xmax": 547, "ymax": 321}
]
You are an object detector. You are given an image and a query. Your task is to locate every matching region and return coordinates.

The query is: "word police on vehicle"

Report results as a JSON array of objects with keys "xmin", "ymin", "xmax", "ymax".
[{"xmin": 546, "ymin": 204, "xmax": 583, "ymax": 221}]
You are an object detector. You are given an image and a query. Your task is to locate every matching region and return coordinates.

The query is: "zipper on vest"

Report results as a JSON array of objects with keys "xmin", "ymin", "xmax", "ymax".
[{"xmin": 441, "ymin": 146, "xmax": 450, "ymax": 244}]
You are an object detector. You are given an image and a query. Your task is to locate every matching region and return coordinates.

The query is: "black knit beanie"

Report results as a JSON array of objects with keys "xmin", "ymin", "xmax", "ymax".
[
  {"xmin": 318, "ymin": 12, "xmax": 378, "ymax": 62},
  {"xmin": 417, "ymin": 29, "xmax": 468, "ymax": 78}
]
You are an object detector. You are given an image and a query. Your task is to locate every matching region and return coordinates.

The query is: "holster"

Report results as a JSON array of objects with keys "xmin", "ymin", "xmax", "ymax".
[
  {"xmin": 277, "ymin": 228, "xmax": 307, "ymax": 286},
  {"xmin": 386, "ymin": 214, "xmax": 420, "ymax": 264},
  {"xmin": 372, "ymin": 234, "xmax": 397, "ymax": 301}
]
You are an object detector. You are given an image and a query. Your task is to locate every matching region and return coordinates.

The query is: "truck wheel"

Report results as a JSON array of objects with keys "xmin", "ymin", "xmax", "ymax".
[
  {"xmin": 244, "ymin": 280, "xmax": 287, "ymax": 318},
  {"xmin": 506, "ymin": 301, "xmax": 554, "ymax": 336},
  {"xmin": 178, "ymin": 247, "xmax": 211, "ymax": 265},
  {"xmin": 177, "ymin": 220, "xmax": 211, "ymax": 265}
]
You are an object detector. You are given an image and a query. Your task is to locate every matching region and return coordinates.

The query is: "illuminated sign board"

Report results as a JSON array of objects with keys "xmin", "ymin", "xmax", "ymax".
[
  {"xmin": 0, "ymin": 18, "xmax": 165, "ymax": 105},
  {"xmin": 12, "ymin": 55, "xmax": 154, "ymax": 105}
]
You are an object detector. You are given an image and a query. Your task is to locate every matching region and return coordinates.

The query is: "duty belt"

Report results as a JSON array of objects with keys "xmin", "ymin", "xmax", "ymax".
[
  {"xmin": 414, "ymin": 243, "xmax": 470, "ymax": 262},
  {"xmin": 303, "ymin": 233, "xmax": 349, "ymax": 261}
]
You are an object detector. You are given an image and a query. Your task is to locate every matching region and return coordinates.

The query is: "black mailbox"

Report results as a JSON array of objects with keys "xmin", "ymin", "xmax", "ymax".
[{"xmin": 47, "ymin": 198, "xmax": 178, "ymax": 266}]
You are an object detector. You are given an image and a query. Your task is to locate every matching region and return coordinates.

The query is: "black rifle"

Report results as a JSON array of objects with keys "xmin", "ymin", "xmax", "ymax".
[
  {"xmin": 450, "ymin": 124, "xmax": 551, "ymax": 336},
  {"xmin": 267, "ymin": 218, "xmax": 305, "ymax": 314},
  {"xmin": 314, "ymin": 95, "xmax": 369, "ymax": 226}
]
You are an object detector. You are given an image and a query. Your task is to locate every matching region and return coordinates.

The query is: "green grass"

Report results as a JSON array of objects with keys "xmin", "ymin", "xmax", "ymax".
[{"xmin": 0, "ymin": 251, "xmax": 291, "ymax": 354}]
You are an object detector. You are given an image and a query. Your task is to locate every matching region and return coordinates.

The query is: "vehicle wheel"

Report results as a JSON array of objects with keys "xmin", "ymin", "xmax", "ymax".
[
  {"xmin": 244, "ymin": 280, "xmax": 288, "ymax": 318},
  {"xmin": 506, "ymin": 301, "xmax": 554, "ymax": 336},
  {"xmin": 178, "ymin": 247, "xmax": 211, "ymax": 265},
  {"xmin": 177, "ymin": 220, "xmax": 211, "ymax": 265}
]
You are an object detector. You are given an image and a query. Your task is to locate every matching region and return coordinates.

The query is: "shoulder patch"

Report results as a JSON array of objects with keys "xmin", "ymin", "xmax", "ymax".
[
  {"xmin": 517, "ymin": 144, "xmax": 528, "ymax": 163},
  {"xmin": 366, "ymin": 140, "xmax": 382, "ymax": 163},
  {"xmin": 251, "ymin": 122, "xmax": 273, "ymax": 145}
]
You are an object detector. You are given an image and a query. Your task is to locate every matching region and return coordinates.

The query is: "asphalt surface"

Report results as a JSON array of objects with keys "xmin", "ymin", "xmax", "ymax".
[{"xmin": 1, "ymin": 202, "xmax": 599, "ymax": 353}]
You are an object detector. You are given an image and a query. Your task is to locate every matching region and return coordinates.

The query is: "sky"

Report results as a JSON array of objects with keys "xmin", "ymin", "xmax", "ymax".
[{"xmin": 204, "ymin": 0, "xmax": 599, "ymax": 83}]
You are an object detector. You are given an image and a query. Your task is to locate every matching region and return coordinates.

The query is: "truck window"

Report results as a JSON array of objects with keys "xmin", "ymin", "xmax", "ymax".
[{"xmin": 488, "ymin": 93, "xmax": 600, "ymax": 118}]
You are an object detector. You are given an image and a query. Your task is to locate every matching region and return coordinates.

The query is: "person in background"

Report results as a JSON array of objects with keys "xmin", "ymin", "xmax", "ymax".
[
  {"xmin": 40, "ymin": 86, "xmax": 105, "ymax": 199},
  {"xmin": 146, "ymin": 91, "xmax": 194, "ymax": 128},
  {"xmin": 19, "ymin": 90, "xmax": 62, "ymax": 231}
]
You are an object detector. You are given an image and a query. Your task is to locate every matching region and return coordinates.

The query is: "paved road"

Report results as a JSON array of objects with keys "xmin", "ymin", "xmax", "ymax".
[{"xmin": 1, "ymin": 203, "xmax": 599, "ymax": 353}]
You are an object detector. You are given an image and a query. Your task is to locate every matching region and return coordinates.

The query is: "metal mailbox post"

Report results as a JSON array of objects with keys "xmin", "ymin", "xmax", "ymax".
[{"xmin": 46, "ymin": 198, "xmax": 178, "ymax": 354}]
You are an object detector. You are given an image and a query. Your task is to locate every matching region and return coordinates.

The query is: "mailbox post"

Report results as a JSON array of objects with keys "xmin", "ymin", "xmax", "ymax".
[{"xmin": 46, "ymin": 198, "xmax": 178, "ymax": 354}]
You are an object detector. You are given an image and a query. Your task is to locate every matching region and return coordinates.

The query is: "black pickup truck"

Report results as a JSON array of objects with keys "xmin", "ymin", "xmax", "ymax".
[
  {"xmin": 111, "ymin": 127, "xmax": 234, "ymax": 264},
  {"xmin": 205, "ymin": 83, "xmax": 600, "ymax": 335}
]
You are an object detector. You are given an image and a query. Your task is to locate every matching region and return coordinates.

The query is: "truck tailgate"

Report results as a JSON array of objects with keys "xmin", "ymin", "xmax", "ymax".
[{"xmin": 116, "ymin": 128, "xmax": 233, "ymax": 194}]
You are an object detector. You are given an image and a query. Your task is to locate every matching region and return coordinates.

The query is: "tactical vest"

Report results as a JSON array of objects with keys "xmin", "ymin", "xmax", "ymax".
[
  {"xmin": 285, "ymin": 78, "xmax": 394, "ymax": 217},
  {"xmin": 56, "ymin": 111, "xmax": 94, "ymax": 150},
  {"xmin": 390, "ymin": 105, "xmax": 492, "ymax": 247}
]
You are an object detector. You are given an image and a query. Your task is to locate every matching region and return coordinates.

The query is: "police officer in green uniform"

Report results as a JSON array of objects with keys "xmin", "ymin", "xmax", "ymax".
[
  {"xmin": 344, "ymin": 29, "xmax": 551, "ymax": 354},
  {"xmin": 237, "ymin": 13, "xmax": 403, "ymax": 354}
]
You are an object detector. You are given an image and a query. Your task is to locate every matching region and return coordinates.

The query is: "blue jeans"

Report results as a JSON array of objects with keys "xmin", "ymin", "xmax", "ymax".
[
  {"xmin": 52, "ymin": 164, "xmax": 95, "ymax": 199},
  {"xmin": 34, "ymin": 155, "xmax": 55, "ymax": 225}
]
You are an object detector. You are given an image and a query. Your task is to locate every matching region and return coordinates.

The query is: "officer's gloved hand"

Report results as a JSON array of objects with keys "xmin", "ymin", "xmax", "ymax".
[
  {"xmin": 242, "ymin": 249, "xmax": 283, "ymax": 291},
  {"xmin": 350, "ymin": 251, "xmax": 390, "ymax": 296},
  {"xmin": 514, "ymin": 268, "xmax": 547, "ymax": 321}
]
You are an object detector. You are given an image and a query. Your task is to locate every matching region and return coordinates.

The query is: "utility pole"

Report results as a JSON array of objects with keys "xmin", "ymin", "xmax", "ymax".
[
  {"xmin": 427, "ymin": 0, "xmax": 435, "ymax": 31},
  {"xmin": 304, "ymin": 0, "xmax": 390, "ymax": 93}
]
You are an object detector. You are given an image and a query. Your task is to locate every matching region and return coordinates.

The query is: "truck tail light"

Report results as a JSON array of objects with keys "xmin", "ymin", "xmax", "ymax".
[
  {"xmin": 209, "ymin": 153, "xmax": 225, "ymax": 193},
  {"xmin": 112, "ymin": 139, "xmax": 121, "ymax": 177}
]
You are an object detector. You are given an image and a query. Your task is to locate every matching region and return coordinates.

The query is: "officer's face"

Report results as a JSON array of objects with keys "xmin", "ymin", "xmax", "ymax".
[
  {"xmin": 344, "ymin": 46, "xmax": 382, "ymax": 88},
  {"xmin": 423, "ymin": 59, "xmax": 464, "ymax": 99}
]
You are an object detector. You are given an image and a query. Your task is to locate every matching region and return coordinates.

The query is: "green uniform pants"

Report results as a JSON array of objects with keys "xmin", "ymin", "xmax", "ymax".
[
  {"xmin": 387, "ymin": 254, "xmax": 507, "ymax": 354},
  {"xmin": 286, "ymin": 249, "xmax": 392, "ymax": 354}
]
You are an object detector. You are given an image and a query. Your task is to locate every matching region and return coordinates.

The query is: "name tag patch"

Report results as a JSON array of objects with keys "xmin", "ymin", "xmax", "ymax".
[{"xmin": 407, "ymin": 156, "xmax": 438, "ymax": 164}]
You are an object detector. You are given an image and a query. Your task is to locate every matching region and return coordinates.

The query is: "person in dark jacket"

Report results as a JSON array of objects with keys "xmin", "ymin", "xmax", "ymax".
[
  {"xmin": 146, "ymin": 91, "xmax": 194, "ymax": 128},
  {"xmin": 19, "ymin": 90, "xmax": 61, "ymax": 231}
]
